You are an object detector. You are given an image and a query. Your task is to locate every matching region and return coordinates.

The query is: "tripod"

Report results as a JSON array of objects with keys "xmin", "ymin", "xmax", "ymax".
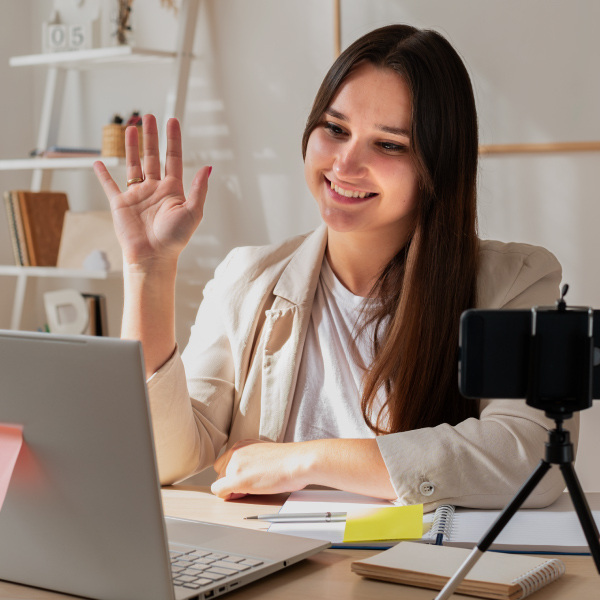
[
  {"xmin": 436, "ymin": 290, "xmax": 600, "ymax": 598},
  {"xmin": 435, "ymin": 415, "xmax": 600, "ymax": 600}
]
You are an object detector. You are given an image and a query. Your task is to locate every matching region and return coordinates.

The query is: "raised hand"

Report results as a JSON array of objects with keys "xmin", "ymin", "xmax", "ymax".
[{"xmin": 93, "ymin": 114, "xmax": 210, "ymax": 269}]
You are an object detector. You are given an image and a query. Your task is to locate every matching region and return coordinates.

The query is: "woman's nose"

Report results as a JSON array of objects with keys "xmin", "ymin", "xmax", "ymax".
[{"xmin": 333, "ymin": 142, "xmax": 367, "ymax": 179}]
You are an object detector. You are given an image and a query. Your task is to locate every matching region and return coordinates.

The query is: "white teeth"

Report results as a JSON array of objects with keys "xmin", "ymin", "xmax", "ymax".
[{"xmin": 330, "ymin": 181, "xmax": 370, "ymax": 199}]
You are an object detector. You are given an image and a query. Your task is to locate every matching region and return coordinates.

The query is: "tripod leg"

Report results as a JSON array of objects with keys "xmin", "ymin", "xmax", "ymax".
[
  {"xmin": 559, "ymin": 463, "xmax": 600, "ymax": 573},
  {"xmin": 435, "ymin": 459, "xmax": 551, "ymax": 600},
  {"xmin": 478, "ymin": 459, "xmax": 551, "ymax": 551}
]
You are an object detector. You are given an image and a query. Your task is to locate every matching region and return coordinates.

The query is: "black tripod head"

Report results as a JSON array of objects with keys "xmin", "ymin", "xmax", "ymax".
[
  {"xmin": 526, "ymin": 284, "xmax": 594, "ymax": 420},
  {"xmin": 459, "ymin": 283, "xmax": 598, "ymax": 420}
]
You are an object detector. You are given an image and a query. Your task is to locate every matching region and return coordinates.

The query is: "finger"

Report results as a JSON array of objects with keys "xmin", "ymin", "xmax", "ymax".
[
  {"xmin": 93, "ymin": 161, "xmax": 121, "ymax": 202},
  {"xmin": 211, "ymin": 477, "xmax": 226, "ymax": 497},
  {"xmin": 142, "ymin": 113, "xmax": 161, "ymax": 180},
  {"xmin": 211, "ymin": 477, "xmax": 241, "ymax": 499},
  {"xmin": 125, "ymin": 126, "xmax": 143, "ymax": 183},
  {"xmin": 164, "ymin": 118, "xmax": 183, "ymax": 181},
  {"xmin": 226, "ymin": 493, "xmax": 248, "ymax": 501},
  {"xmin": 186, "ymin": 165, "xmax": 212, "ymax": 221}
]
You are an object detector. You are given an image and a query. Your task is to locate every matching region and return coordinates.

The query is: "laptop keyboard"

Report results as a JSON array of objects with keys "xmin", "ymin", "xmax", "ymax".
[{"xmin": 169, "ymin": 543, "xmax": 264, "ymax": 591}]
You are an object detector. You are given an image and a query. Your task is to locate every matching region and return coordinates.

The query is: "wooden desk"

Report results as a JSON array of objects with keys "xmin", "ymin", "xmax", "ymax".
[{"xmin": 0, "ymin": 485, "xmax": 597, "ymax": 599}]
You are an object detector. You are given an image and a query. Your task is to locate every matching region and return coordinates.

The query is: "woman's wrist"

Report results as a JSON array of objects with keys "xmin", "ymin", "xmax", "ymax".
[
  {"xmin": 296, "ymin": 439, "xmax": 329, "ymax": 487},
  {"xmin": 295, "ymin": 438, "xmax": 397, "ymax": 499},
  {"xmin": 123, "ymin": 261, "xmax": 178, "ymax": 307},
  {"xmin": 123, "ymin": 254, "xmax": 179, "ymax": 277}
]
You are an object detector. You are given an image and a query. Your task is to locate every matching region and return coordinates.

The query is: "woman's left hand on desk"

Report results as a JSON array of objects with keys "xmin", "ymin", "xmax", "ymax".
[{"xmin": 211, "ymin": 439, "xmax": 312, "ymax": 500}]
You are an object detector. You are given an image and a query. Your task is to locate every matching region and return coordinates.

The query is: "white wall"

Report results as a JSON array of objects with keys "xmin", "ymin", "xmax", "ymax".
[
  {"xmin": 0, "ymin": 2, "xmax": 35, "ymax": 327},
  {"xmin": 1, "ymin": 0, "xmax": 598, "ymax": 490}
]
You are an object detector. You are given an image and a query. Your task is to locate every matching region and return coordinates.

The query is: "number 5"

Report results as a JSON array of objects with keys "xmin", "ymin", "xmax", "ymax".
[{"xmin": 69, "ymin": 25, "xmax": 86, "ymax": 49}]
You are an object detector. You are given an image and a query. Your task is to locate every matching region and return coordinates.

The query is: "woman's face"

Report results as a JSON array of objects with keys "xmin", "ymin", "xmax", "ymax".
[{"xmin": 304, "ymin": 63, "xmax": 418, "ymax": 248}]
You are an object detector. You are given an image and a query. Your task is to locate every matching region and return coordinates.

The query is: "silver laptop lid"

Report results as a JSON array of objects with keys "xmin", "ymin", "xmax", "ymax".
[{"xmin": 0, "ymin": 330, "xmax": 174, "ymax": 600}]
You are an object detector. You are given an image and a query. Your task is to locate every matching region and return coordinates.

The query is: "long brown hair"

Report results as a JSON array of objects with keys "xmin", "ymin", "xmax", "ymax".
[{"xmin": 302, "ymin": 25, "xmax": 480, "ymax": 434}]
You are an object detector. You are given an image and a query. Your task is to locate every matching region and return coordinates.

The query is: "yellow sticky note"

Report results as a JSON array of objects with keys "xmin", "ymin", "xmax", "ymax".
[{"xmin": 343, "ymin": 504, "xmax": 423, "ymax": 543}]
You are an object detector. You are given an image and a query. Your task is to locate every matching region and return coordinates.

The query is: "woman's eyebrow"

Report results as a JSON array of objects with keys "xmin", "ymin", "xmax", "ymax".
[
  {"xmin": 325, "ymin": 108, "xmax": 347, "ymax": 122},
  {"xmin": 325, "ymin": 108, "xmax": 410, "ymax": 138},
  {"xmin": 377, "ymin": 124, "xmax": 410, "ymax": 138}
]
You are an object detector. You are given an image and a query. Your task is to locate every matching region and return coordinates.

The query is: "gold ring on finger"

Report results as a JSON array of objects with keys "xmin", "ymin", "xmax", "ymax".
[{"xmin": 127, "ymin": 177, "xmax": 144, "ymax": 186}]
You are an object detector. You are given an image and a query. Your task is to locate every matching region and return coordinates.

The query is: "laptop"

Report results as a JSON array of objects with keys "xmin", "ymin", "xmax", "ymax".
[{"xmin": 0, "ymin": 330, "xmax": 329, "ymax": 600}]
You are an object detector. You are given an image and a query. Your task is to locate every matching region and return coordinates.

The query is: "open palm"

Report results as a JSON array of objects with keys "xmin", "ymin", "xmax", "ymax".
[{"xmin": 94, "ymin": 115, "xmax": 210, "ymax": 268}]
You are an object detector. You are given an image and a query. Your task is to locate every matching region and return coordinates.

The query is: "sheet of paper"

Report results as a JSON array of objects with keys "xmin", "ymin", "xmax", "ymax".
[
  {"xmin": 268, "ymin": 490, "xmax": 435, "ymax": 545},
  {"xmin": 0, "ymin": 424, "xmax": 23, "ymax": 510},
  {"xmin": 343, "ymin": 504, "xmax": 423, "ymax": 543}
]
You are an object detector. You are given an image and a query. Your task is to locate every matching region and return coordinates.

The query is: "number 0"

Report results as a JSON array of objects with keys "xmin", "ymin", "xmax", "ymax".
[{"xmin": 48, "ymin": 25, "xmax": 67, "ymax": 48}]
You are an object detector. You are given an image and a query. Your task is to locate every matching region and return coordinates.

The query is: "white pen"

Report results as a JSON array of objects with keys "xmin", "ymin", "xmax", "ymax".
[{"xmin": 244, "ymin": 511, "xmax": 347, "ymax": 522}]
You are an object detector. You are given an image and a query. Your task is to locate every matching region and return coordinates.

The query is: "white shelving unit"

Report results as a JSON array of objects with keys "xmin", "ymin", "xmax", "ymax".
[{"xmin": 1, "ymin": 0, "xmax": 200, "ymax": 331}]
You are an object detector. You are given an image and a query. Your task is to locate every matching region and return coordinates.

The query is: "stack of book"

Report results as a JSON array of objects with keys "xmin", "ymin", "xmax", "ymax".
[{"xmin": 3, "ymin": 190, "xmax": 70, "ymax": 266}]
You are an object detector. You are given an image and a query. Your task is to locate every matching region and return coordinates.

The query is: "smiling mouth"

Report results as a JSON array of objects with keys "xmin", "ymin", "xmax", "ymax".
[{"xmin": 325, "ymin": 177, "xmax": 377, "ymax": 199}]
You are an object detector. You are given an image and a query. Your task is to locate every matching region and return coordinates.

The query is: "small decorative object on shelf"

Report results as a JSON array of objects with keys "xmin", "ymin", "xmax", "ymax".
[
  {"xmin": 102, "ymin": 112, "xmax": 144, "ymax": 157},
  {"xmin": 43, "ymin": 289, "xmax": 108, "ymax": 336},
  {"xmin": 113, "ymin": 0, "xmax": 179, "ymax": 45},
  {"xmin": 114, "ymin": 0, "xmax": 133, "ymax": 45},
  {"xmin": 125, "ymin": 111, "xmax": 142, "ymax": 126},
  {"xmin": 43, "ymin": 0, "xmax": 101, "ymax": 52}
]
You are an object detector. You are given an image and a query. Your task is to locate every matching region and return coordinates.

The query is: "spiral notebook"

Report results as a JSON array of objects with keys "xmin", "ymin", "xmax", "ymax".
[
  {"xmin": 270, "ymin": 490, "xmax": 600, "ymax": 552},
  {"xmin": 351, "ymin": 542, "xmax": 565, "ymax": 599},
  {"xmin": 425, "ymin": 493, "xmax": 600, "ymax": 553}
]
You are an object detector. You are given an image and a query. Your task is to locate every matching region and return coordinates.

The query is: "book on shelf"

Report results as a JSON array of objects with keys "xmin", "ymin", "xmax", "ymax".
[
  {"xmin": 351, "ymin": 541, "xmax": 565, "ymax": 600},
  {"xmin": 2, "ymin": 190, "xmax": 69, "ymax": 267},
  {"xmin": 3, "ymin": 191, "xmax": 29, "ymax": 266},
  {"xmin": 82, "ymin": 293, "xmax": 108, "ymax": 336}
]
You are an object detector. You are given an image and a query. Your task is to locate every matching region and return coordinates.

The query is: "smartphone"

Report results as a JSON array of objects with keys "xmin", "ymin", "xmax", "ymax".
[{"xmin": 459, "ymin": 308, "xmax": 600, "ymax": 405}]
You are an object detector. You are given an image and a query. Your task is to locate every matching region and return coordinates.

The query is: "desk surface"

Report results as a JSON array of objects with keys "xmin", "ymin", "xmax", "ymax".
[{"xmin": 0, "ymin": 485, "xmax": 597, "ymax": 599}]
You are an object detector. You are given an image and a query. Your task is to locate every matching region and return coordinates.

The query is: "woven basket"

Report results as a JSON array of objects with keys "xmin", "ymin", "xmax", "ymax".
[{"xmin": 101, "ymin": 124, "xmax": 144, "ymax": 157}]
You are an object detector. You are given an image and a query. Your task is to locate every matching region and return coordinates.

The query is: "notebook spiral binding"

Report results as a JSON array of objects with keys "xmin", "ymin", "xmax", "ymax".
[
  {"xmin": 431, "ymin": 504, "xmax": 455, "ymax": 541},
  {"xmin": 512, "ymin": 559, "xmax": 566, "ymax": 599}
]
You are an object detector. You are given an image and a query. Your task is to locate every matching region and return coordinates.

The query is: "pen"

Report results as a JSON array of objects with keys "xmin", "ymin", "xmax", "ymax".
[{"xmin": 244, "ymin": 511, "xmax": 347, "ymax": 522}]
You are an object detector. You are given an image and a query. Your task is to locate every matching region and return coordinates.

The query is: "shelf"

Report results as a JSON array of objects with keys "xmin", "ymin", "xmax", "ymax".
[
  {"xmin": 0, "ymin": 266, "xmax": 121, "ymax": 279},
  {"xmin": 9, "ymin": 46, "xmax": 180, "ymax": 69},
  {"xmin": 0, "ymin": 155, "xmax": 196, "ymax": 172},
  {"xmin": 479, "ymin": 141, "xmax": 600, "ymax": 155},
  {"xmin": 0, "ymin": 156, "xmax": 123, "ymax": 171}
]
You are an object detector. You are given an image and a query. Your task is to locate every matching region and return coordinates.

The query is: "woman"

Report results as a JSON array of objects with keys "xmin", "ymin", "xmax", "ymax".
[{"xmin": 94, "ymin": 24, "xmax": 572, "ymax": 510}]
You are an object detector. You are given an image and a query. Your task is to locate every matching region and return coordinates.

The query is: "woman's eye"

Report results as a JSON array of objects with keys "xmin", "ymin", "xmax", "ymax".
[
  {"xmin": 324, "ymin": 122, "xmax": 347, "ymax": 137},
  {"xmin": 379, "ymin": 141, "xmax": 407, "ymax": 153}
]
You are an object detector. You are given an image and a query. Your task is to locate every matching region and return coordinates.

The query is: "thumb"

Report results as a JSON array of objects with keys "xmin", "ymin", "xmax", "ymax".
[{"xmin": 187, "ymin": 165, "xmax": 212, "ymax": 220}]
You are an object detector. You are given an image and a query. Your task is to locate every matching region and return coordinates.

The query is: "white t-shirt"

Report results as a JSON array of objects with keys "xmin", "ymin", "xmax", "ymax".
[{"xmin": 284, "ymin": 257, "xmax": 387, "ymax": 442}]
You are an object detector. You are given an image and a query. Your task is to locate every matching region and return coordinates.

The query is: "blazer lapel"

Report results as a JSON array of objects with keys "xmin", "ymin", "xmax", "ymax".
[{"xmin": 258, "ymin": 225, "xmax": 327, "ymax": 441}]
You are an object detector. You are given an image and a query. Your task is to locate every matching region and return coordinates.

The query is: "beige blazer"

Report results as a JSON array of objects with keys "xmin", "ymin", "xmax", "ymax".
[{"xmin": 148, "ymin": 225, "xmax": 576, "ymax": 510}]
